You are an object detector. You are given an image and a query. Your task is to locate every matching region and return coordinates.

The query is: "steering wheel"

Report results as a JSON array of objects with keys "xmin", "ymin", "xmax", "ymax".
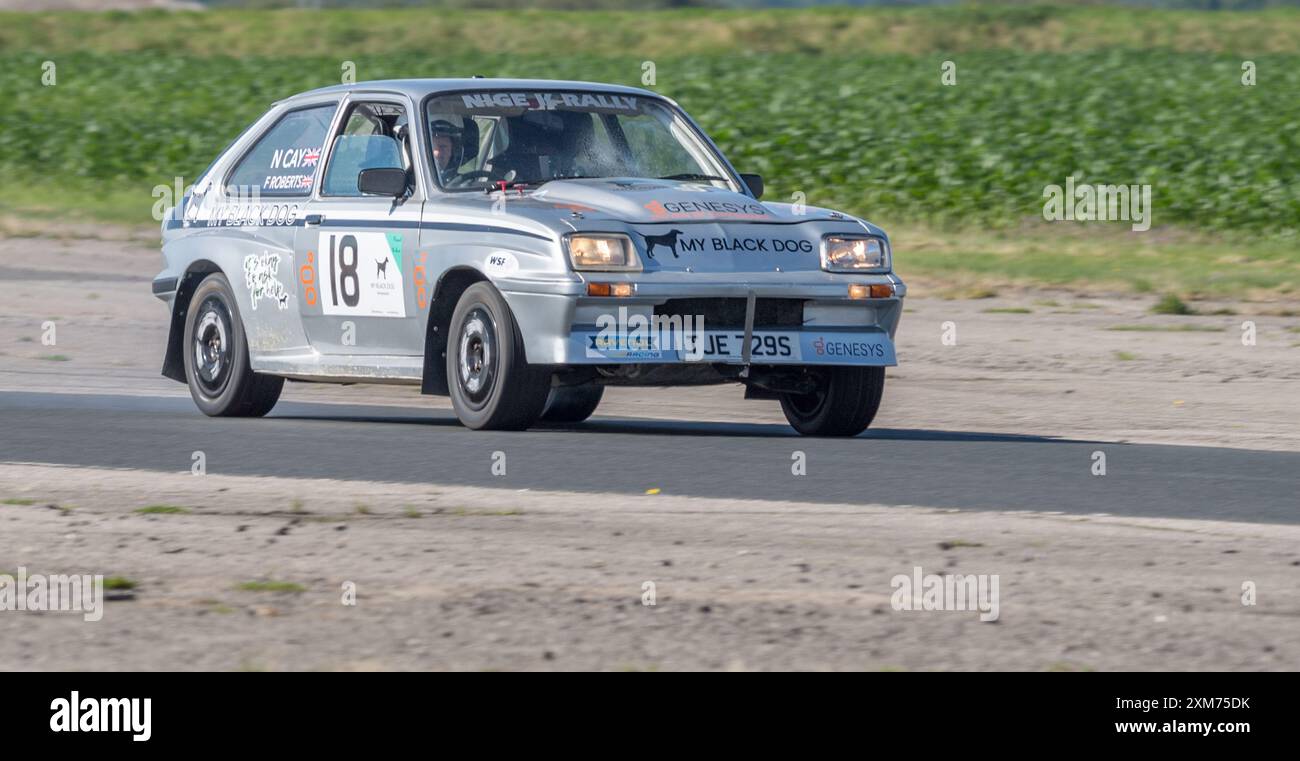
[{"xmin": 445, "ymin": 170, "xmax": 493, "ymax": 188}]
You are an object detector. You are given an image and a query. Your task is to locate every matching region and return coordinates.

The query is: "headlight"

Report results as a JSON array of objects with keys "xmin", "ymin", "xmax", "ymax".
[
  {"xmin": 565, "ymin": 233, "xmax": 641, "ymax": 272},
  {"xmin": 820, "ymin": 235, "xmax": 890, "ymax": 273}
]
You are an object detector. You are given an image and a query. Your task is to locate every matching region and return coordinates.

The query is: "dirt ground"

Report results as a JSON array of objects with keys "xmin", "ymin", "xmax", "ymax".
[{"xmin": 2, "ymin": 462, "xmax": 1298, "ymax": 672}]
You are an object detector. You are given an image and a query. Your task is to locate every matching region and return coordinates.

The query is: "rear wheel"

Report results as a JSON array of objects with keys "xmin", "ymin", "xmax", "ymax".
[
  {"xmin": 540, "ymin": 384, "xmax": 604, "ymax": 424},
  {"xmin": 183, "ymin": 273, "xmax": 284, "ymax": 417},
  {"xmin": 446, "ymin": 282, "xmax": 551, "ymax": 430},
  {"xmin": 779, "ymin": 366, "xmax": 885, "ymax": 437}
]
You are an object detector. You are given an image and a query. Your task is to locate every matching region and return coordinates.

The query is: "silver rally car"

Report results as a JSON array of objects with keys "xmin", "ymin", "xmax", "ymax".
[{"xmin": 155, "ymin": 79, "xmax": 905, "ymax": 436}]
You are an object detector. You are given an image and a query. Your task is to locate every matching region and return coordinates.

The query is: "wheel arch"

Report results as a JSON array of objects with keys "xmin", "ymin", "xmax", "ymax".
[
  {"xmin": 421, "ymin": 265, "xmax": 491, "ymax": 396},
  {"xmin": 161, "ymin": 259, "xmax": 226, "ymax": 383}
]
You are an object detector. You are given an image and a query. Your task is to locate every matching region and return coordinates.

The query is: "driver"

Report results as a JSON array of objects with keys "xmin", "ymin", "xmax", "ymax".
[{"xmin": 429, "ymin": 117, "xmax": 466, "ymax": 182}]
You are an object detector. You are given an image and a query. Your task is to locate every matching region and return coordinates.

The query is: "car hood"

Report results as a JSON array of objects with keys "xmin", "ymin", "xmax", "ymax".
[
  {"xmin": 539, "ymin": 178, "xmax": 875, "ymax": 274},
  {"xmin": 431, "ymin": 178, "xmax": 883, "ymax": 275}
]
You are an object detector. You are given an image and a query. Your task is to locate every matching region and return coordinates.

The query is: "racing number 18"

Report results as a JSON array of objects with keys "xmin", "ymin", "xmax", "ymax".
[{"xmin": 327, "ymin": 234, "xmax": 361, "ymax": 308}]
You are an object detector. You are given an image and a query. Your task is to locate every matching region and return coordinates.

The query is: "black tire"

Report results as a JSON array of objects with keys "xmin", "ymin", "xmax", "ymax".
[
  {"xmin": 779, "ymin": 367, "xmax": 885, "ymax": 437},
  {"xmin": 182, "ymin": 273, "xmax": 284, "ymax": 417},
  {"xmin": 540, "ymin": 384, "xmax": 604, "ymax": 424},
  {"xmin": 446, "ymin": 282, "xmax": 552, "ymax": 430}
]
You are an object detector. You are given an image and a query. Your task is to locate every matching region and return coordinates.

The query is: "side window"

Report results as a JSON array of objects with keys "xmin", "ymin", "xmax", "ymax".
[
  {"xmin": 227, "ymin": 105, "xmax": 335, "ymax": 197},
  {"xmin": 321, "ymin": 102, "xmax": 410, "ymax": 197}
]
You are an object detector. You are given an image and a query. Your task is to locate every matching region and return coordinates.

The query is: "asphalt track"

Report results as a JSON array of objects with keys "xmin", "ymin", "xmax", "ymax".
[{"xmin": 1, "ymin": 390, "xmax": 1297, "ymax": 524}]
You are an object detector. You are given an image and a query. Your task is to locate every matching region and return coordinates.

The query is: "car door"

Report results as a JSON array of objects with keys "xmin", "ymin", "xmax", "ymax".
[
  {"xmin": 208, "ymin": 101, "xmax": 338, "ymax": 358},
  {"xmin": 294, "ymin": 96, "xmax": 425, "ymax": 356}
]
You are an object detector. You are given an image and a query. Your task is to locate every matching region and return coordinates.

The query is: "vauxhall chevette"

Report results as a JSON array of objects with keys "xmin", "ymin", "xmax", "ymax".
[{"xmin": 154, "ymin": 79, "xmax": 904, "ymax": 435}]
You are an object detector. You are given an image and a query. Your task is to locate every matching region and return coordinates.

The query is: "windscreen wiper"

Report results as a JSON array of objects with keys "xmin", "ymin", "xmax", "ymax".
[
  {"xmin": 496, "ymin": 176, "xmax": 608, "ymax": 192},
  {"xmin": 657, "ymin": 173, "xmax": 732, "ymax": 183}
]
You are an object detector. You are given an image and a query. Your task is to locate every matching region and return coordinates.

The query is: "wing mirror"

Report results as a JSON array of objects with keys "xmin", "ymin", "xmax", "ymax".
[
  {"xmin": 357, "ymin": 167, "xmax": 409, "ymax": 197},
  {"xmin": 740, "ymin": 173, "xmax": 764, "ymax": 199}
]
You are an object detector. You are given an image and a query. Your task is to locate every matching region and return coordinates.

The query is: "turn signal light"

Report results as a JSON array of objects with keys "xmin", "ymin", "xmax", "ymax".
[
  {"xmin": 849, "ymin": 283, "xmax": 895, "ymax": 300},
  {"xmin": 587, "ymin": 282, "xmax": 634, "ymax": 297}
]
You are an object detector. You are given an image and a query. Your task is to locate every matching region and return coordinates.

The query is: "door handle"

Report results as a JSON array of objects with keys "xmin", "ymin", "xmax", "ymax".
[{"xmin": 304, "ymin": 214, "xmax": 323, "ymax": 226}]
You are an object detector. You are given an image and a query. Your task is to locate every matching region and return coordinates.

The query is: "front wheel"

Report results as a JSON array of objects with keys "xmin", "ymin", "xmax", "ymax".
[
  {"xmin": 779, "ymin": 367, "xmax": 885, "ymax": 437},
  {"xmin": 182, "ymin": 273, "xmax": 284, "ymax": 417},
  {"xmin": 446, "ymin": 282, "xmax": 552, "ymax": 430}
]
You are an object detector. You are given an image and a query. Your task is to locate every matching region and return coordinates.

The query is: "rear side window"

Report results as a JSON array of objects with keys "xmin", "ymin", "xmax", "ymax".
[{"xmin": 227, "ymin": 104, "xmax": 336, "ymax": 197}]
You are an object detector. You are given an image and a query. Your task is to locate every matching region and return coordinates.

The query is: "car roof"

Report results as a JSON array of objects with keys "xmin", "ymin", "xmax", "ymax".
[{"xmin": 278, "ymin": 78, "xmax": 663, "ymax": 105}]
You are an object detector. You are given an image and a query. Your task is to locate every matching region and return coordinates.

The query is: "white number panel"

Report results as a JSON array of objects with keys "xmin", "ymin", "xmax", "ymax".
[{"xmin": 318, "ymin": 231, "xmax": 407, "ymax": 318}]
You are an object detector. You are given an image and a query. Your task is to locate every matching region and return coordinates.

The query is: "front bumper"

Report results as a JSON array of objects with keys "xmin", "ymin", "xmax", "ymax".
[{"xmin": 499, "ymin": 271, "xmax": 905, "ymax": 367}]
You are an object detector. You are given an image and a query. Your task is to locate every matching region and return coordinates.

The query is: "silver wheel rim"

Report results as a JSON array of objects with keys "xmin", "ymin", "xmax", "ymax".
[
  {"xmin": 193, "ymin": 297, "xmax": 232, "ymax": 396},
  {"xmin": 457, "ymin": 307, "xmax": 497, "ymax": 408}
]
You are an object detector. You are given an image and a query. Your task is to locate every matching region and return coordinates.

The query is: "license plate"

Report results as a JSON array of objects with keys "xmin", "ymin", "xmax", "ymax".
[{"xmin": 578, "ymin": 329, "xmax": 895, "ymax": 366}]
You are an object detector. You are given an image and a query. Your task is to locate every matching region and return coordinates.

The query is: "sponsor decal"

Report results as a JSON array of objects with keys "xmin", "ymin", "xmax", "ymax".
[
  {"xmin": 299, "ymin": 250, "xmax": 318, "ymax": 307},
  {"xmin": 642, "ymin": 229, "xmax": 683, "ymax": 259},
  {"xmin": 485, "ymin": 251, "xmax": 520, "ymax": 275},
  {"xmin": 317, "ymin": 231, "xmax": 407, "ymax": 318},
  {"xmin": 644, "ymin": 199, "xmax": 771, "ymax": 220},
  {"xmin": 587, "ymin": 333, "xmax": 667, "ymax": 361},
  {"xmin": 460, "ymin": 92, "xmax": 639, "ymax": 113},
  {"xmin": 589, "ymin": 306, "xmax": 705, "ymax": 361},
  {"xmin": 811, "ymin": 335, "xmax": 888, "ymax": 359},
  {"xmin": 638, "ymin": 231, "xmax": 814, "ymax": 258},
  {"xmin": 414, "ymin": 251, "xmax": 430, "ymax": 310},
  {"xmin": 264, "ymin": 174, "xmax": 313, "ymax": 191},
  {"xmin": 270, "ymin": 146, "xmax": 321, "ymax": 171},
  {"xmin": 243, "ymin": 252, "xmax": 290, "ymax": 310},
  {"xmin": 214, "ymin": 202, "xmax": 300, "ymax": 227},
  {"xmin": 799, "ymin": 332, "xmax": 894, "ymax": 364},
  {"xmin": 384, "ymin": 233, "xmax": 404, "ymax": 272}
]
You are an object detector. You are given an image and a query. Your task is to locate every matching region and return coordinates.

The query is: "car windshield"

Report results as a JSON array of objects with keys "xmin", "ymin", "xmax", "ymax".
[{"xmin": 425, "ymin": 90, "xmax": 736, "ymax": 191}]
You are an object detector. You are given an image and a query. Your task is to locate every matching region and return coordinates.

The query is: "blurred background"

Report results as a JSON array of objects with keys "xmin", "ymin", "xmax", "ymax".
[{"xmin": 0, "ymin": 0, "xmax": 1296, "ymax": 300}]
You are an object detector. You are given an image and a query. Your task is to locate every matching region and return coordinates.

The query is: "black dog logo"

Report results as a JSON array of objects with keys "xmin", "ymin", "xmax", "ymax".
[
  {"xmin": 376, "ymin": 259, "xmax": 388, "ymax": 279},
  {"xmin": 642, "ymin": 229, "xmax": 684, "ymax": 259}
]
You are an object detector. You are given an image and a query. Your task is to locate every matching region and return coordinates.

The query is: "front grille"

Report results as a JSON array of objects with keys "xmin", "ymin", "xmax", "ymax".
[{"xmin": 654, "ymin": 298, "xmax": 804, "ymax": 330}]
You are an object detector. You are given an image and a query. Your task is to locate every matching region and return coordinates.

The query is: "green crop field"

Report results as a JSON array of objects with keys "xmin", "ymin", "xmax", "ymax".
[{"xmin": 1, "ymin": 6, "xmax": 1297, "ymax": 297}]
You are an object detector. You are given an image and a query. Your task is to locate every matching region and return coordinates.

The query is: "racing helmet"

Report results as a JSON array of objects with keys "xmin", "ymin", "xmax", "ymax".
[{"xmin": 429, "ymin": 116, "xmax": 479, "ymax": 174}]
